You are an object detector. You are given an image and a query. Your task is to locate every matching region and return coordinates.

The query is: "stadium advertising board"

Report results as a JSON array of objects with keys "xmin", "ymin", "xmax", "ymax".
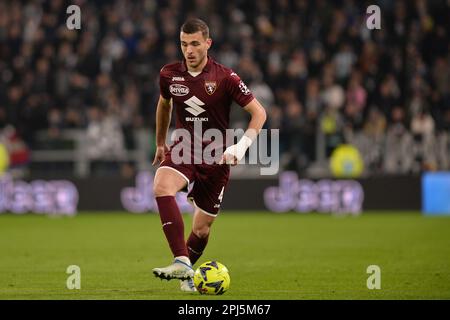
[
  {"xmin": 422, "ymin": 172, "xmax": 450, "ymax": 215},
  {"xmin": 263, "ymin": 172, "xmax": 364, "ymax": 214},
  {"xmin": 0, "ymin": 172, "xmax": 421, "ymax": 213},
  {"xmin": 0, "ymin": 174, "xmax": 79, "ymax": 215}
]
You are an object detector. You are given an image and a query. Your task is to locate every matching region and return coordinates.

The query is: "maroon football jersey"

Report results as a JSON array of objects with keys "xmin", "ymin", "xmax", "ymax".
[{"xmin": 159, "ymin": 56, "xmax": 254, "ymax": 139}]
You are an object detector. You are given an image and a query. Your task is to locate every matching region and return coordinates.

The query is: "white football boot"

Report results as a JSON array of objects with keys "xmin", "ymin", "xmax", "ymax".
[
  {"xmin": 180, "ymin": 278, "xmax": 197, "ymax": 292},
  {"xmin": 152, "ymin": 256, "xmax": 194, "ymax": 281}
]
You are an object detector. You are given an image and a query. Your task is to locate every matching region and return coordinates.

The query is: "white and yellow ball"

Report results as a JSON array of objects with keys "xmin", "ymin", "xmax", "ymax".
[{"xmin": 193, "ymin": 261, "xmax": 230, "ymax": 295}]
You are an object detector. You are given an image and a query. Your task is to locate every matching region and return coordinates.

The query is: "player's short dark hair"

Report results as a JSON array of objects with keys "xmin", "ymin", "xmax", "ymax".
[{"xmin": 181, "ymin": 18, "xmax": 209, "ymax": 39}]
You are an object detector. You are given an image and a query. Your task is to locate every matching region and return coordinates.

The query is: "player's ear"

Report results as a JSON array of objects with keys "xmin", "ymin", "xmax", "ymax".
[{"xmin": 206, "ymin": 38, "xmax": 212, "ymax": 49}]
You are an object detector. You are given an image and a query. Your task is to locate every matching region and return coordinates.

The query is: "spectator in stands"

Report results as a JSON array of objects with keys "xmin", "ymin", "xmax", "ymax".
[
  {"xmin": 384, "ymin": 106, "xmax": 414, "ymax": 173},
  {"xmin": 85, "ymin": 106, "xmax": 126, "ymax": 161},
  {"xmin": 363, "ymin": 107, "xmax": 387, "ymax": 143},
  {"xmin": 0, "ymin": 125, "xmax": 30, "ymax": 178},
  {"xmin": 411, "ymin": 108, "xmax": 435, "ymax": 140}
]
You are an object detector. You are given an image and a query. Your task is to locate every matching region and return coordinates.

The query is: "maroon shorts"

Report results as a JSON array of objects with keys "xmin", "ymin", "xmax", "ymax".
[{"xmin": 158, "ymin": 151, "xmax": 230, "ymax": 216}]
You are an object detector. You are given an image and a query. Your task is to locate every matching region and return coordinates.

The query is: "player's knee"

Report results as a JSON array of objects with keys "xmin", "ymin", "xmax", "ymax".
[
  {"xmin": 193, "ymin": 224, "xmax": 210, "ymax": 239},
  {"xmin": 153, "ymin": 182, "xmax": 176, "ymax": 197}
]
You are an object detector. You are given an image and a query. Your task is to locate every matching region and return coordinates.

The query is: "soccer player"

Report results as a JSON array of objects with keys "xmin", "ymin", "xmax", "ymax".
[{"xmin": 152, "ymin": 18, "xmax": 267, "ymax": 292}]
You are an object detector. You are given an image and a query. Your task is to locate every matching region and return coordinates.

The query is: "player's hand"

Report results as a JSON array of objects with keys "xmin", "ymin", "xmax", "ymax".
[
  {"xmin": 219, "ymin": 149, "xmax": 238, "ymax": 166},
  {"xmin": 152, "ymin": 145, "xmax": 169, "ymax": 166},
  {"xmin": 219, "ymin": 135, "xmax": 253, "ymax": 166}
]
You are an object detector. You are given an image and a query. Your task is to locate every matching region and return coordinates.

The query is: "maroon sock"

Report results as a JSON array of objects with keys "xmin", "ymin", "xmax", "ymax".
[
  {"xmin": 155, "ymin": 196, "xmax": 188, "ymax": 258},
  {"xmin": 186, "ymin": 231, "xmax": 209, "ymax": 265}
]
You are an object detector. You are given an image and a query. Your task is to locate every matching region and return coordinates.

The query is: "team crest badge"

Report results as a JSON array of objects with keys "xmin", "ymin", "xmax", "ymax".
[{"xmin": 205, "ymin": 81, "xmax": 217, "ymax": 95}]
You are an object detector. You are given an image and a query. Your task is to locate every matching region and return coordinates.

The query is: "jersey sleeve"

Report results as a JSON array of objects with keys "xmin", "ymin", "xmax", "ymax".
[
  {"xmin": 226, "ymin": 71, "xmax": 254, "ymax": 107},
  {"xmin": 159, "ymin": 67, "xmax": 171, "ymax": 100}
]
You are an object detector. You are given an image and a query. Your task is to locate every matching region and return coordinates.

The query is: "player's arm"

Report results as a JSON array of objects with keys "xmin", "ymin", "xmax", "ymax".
[
  {"xmin": 152, "ymin": 95, "xmax": 172, "ymax": 166},
  {"xmin": 242, "ymin": 98, "xmax": 267, "ymax": 141},
  {"xmin": 220, "ymin": 98, "xmax": 267, "ymax": 165}
]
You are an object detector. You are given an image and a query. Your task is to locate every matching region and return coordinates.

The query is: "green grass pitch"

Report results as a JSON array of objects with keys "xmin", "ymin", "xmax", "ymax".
[{"xmin": 0, "ymin": 211, "xmax": 449, "ymax": 300}]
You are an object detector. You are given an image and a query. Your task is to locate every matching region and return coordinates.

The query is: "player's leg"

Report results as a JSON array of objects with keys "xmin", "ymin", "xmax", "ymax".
[
  {"xmin": 152, "ymin": 167, "xmax": 194, "ymax": 280},
  {"xmin": 180, "ymin": 164, "xmax": 229, "ymax": 291},
  {"xmin": 187, "ymin": 208, "xmax": 215, "ymax": 265},
  {"xmin": 180, "ymin": 164, "xmax": 229, "ymax": 290},
  {"xmin": 180, "ymin": 207, "xmax": 216, "ymax": 292}
]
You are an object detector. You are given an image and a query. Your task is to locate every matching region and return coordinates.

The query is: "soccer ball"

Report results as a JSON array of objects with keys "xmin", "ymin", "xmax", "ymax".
[{"xmin": 193, "ymin": 261, "xmax": 230, "ymax": 295}]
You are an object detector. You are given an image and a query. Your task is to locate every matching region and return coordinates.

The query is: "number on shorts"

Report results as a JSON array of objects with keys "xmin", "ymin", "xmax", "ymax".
[{"xmin": 218, "ymin": 186, "xmax": 224, "ymax": 203}]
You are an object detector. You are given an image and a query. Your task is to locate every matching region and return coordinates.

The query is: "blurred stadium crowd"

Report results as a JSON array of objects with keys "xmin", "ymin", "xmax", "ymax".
[{"xmin": 0, "ymin": 0, "xmax": 449, "ymax": 176}]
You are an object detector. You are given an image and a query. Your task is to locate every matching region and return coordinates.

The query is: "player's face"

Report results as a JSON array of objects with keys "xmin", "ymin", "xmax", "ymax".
[{"xmin": 180, "ymin": 31, "xmax": 212, "ymax": 71}]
